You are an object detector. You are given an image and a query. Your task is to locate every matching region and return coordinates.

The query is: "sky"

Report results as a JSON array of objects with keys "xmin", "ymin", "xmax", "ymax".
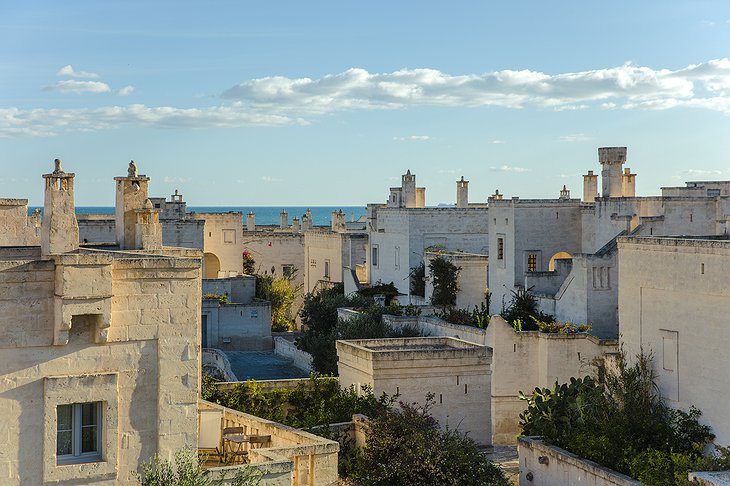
[{"xmin": 3, "ymin": 1, "xmax": 730, "ymax": 206}]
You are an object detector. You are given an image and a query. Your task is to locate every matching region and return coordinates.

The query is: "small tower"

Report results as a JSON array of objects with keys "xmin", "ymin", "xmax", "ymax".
[
  {"xmin": 583, "ymin": 170, "xmax": 599, "ymax": 202},
  {"xmin": 292, "ymin": 216, "xmax": 300, "ymax": 233},
  {"xmin": 115, "ymin": 160, "xmax": 151, "ymax": 249},
  {"xmin": 246, "ymin": 212, "xmax": 255, "ymax": 232},
  {"xmin": 559, "ymin": 185, "xmax": 570, "ymax": 200},
  {"xmin": 41, "ymin": 159, "xmax": 79, "ymax": 255},
  {"xmin": 599, "ymin": 147, "xmax": 627, "ymax": 198},
  {"xmin": 279, "ymin": 209, "xmax": 288, "ymax": 229},
  {"xmin": 456, "ymin": 176, "xmax": 469, "ymax": 208},
  {"xmin": 135, "ymin": 198, "xmax": 163, "ymax": 250},
  {"xmin": 401, "ymin": 170, "xmax": 417, "ymax": 208},
  {"xmin": 491, "ymin": 189, "xmax": 503, "ymax": 200}
]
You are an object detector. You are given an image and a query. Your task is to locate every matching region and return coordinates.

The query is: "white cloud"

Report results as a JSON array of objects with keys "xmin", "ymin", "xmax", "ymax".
[
  {"xmin": 394, "ymin": 135, "xmax": 430, "ymax": 141},
  {"xmin": 117, "ymin": 85, "xmax": 135, "ymax": 96},
  {"xmin": 261, "ymin": 175, "xmax": 282, "ymax": 183},
  {"xmin": 437, "ymin": 168, "xmax": 462, "ymax": 174},
  {"xmin": 0, "ymin": 104, "xmax": 302, "ymax": 138},
  {"xmin": 7, "ymin": 59, "xmax": 730, "ymax": 138},
  {"xmin": 559, "ymin": 133, "xmax": 592, "ymax": 142},
  {"xmin": 680, "ymin": 168, "xmax": 723, "ymax": 176},
  {"xmin": 44, "ymin": 80, "xmax": 111, "ymax": 94},
  {"xmin": 489, "ymin": 139, "xmax": 506, "ymax": 144},
  {"xmin": 163, "ymin": 176, "xmax": 192, "ymax": 184},
  {"xmin": 57, "ymin": 65, "xmax": 99, "ymax": 79},
  {"xmin": 491, "ymin": 165, "xmax": 529, "ymax": 173},
  {"xmin": 219, "ymin": 60, "xmax": 730, "ymax": 116}
]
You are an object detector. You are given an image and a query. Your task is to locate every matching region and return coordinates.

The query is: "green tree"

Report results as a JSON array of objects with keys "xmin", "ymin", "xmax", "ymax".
[
  {"xmin": 428, "ymin": 256, "xmax": 460, "ymax": 307},
  {"xmin": 256, "ymin": 272, "xmax": 300, "ymax": 332}
]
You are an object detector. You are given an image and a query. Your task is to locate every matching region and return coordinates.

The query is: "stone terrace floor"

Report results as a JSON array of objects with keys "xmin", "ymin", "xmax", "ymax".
[{"xmin": 224, "ymin": 351, "xmax": 310, "ymax": 381}]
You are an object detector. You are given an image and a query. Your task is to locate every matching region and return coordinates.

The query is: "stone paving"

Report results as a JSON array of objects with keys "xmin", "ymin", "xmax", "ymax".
[{"xmin": 224, "ymin": 351, "xmax": 310, "ymax": 381}]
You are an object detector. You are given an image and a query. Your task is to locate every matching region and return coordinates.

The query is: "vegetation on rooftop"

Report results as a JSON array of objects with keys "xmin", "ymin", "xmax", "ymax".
[
  {"xmin": 203, "ymin": 293, "xmax": 230, "ymax": 305},
  {"xmin": 296, "ymin": 283, "xmax": 419, "ymax": 375},
  {"xmin": 202, "ymin": 374, "xmax": 394, "ymax": 431},
  {"xmin": 500, "ymin": 287, "xmax": 554, "ymax": 331},
  {"xmin": 428, "ymin": 256, "xmax": 460, "ymax": 307},
  {"xmin": 518, "ymin": 349, "xmax": 730, "ymax": 486},
  {"xmin": 137, "ymin": 448, "xmax": 261, "ymax": 486},
  {"xmin": 343, "ymin": 396, "xmax": 509, "ymax": 486}
]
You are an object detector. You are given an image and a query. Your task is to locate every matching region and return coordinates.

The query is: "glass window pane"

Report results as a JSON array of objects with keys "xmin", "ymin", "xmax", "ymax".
[
  {"xmin": 81, "ymin": 426, "xmax": 98, "ymax": 453},
  {"xmin": 57, "ymin": 404, "xmax": 73, "ymax": 431},
  {"xmin": 57, "ymin": 430, "xmax": 73, "ymax": 456},
  {"xmin": 81, "ymin": 402, "xmax": 97, "ymax": 426}
]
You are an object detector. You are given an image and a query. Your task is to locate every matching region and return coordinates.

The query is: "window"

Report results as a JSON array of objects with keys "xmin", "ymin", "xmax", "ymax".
[
  {"xmin": 223, "ymin": 229, "xmax": 236, "ymax": 244},
  {"xmin": 527, "ymin": 253, "xmax": 537, "ymax": 272},
  {"xmin": 324, "ymin": 260, "xmax": 330, "ymax": 279},
  {"xmin": 372, "ymin": 245, "xmax": 379, "ymax": 267},
  {"xmin": 497, "ymin": 238, "xmax": 504, "ymax": 260},
  {"xmin": 57, "ymin": 402, "xmax": 102, "ymax": 464},
  {"xmin": 394, "ymin": 246, "xmax": 400, "ymax": 270},
  {"xmin": 592, "ymin": 266, "xmax": 610, "ymax": 289},
  {"xmin": 708, "ymin": 189, "xmax": 721, "ymax": 197},
  {"xmin": 282, "ymin": 264, "xmax": 294, "ymax": 278}
]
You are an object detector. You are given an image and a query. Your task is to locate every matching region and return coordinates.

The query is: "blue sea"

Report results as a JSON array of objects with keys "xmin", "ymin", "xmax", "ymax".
[{"xmin": 30, "ymin": 206, "xmax": 366, "ymax": 227}]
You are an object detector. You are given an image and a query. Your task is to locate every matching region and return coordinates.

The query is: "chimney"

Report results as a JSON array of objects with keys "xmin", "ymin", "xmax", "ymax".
[
  {"xmin": 622, "ymin": 167, "xmax": 636, "ymax": 197},
  {"xmin": 41, "ymin": 159, "xmax": 79, "ymax": 255},
  {"xmin": 246, "ymin": 212, "xmax": 255, "ymax": 232},
  {"xmin": 583, "ymin": 170, "xmax": 598, "ymax": 202},
  {"xmin": 115, "ymin": 160, "xmax": 150, "ymax": 249},
  {"xmin": 279, "ymin": 209, "xmax": 288, "ymax": 229},
  {"xmin": 599, "ymin": 147, "xmax": 627, "ymax": 198},
  {"xmin": 456, "ymin": 176, "xmax": 469, "ymax": 208},
  {"xmin": 292, "ymin": 217, "xmax": 300, "ymax": 233},
  {"xmin": 559, "ymin": 185, "xmax": 570, "ymax": 199},
  {"xmin": 135, "ymin": 199, "xmax": 163, "ymax": 250}
]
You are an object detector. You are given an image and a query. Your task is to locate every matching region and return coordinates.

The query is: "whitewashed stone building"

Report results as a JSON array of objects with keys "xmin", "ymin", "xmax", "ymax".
[
  {"xmin": 367, "ymin": 171, "xmax": 489, "ymax": 305},
  {"xmin": 490, "ymin": 147, "xmax": 730, "ymax": 338},
  {"xmin": 0, "ymin": 160, "xmax": 201, "ymax": 484}
]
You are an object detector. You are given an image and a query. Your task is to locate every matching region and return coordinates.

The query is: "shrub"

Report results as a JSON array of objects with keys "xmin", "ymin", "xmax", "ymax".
[
  {"xmin": 435, "ymin": 302, "xmax": 490, "ymax": 329},
  {"xmin": 518, "ymin": 349, "xmax": 719, "ymax": 485},
  {"xmin": 409, "ymin": 262, "xmax": 425, "ymax": 298},
  {"xmin": 348, "ymin": 398, "xmax": 509, "ymax": 486},
  {"xmin": 500, "ymin": 287, "xmax": 553, "ymax": 331},
  {"xmin": 137, "ymin": 448, "xmax": 261, "ymax": 486},
  {"xmin": 256, "ymin": 273, "xmax": 300, "ymax": 332},
  {"xmin": 206, "ymin": 376, "xmax": 394, "ymax": 430},
  {"xmin": 203, "ymin": 293, "xmax": 229, "ymax": 305},
  {"xmin": 241, "ymin": 250, "xmax": 256, "ymax": 275}
]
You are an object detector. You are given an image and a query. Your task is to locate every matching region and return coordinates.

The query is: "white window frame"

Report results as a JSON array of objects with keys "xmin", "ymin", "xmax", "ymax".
[
  {"xmin": 57, "ymin": 402, "xmax": 102, "ymax": 465},
  {"xmin": 372, "ymin": 245, "xmax": 379, "ymax": 268},
  {"xmin": 324, "ymin": 259, "xmax": 331, "ymax": 279}
]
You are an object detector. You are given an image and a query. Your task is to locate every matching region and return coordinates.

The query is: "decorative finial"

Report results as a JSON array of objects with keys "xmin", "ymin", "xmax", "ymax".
[
  {"xmin": 128, "ymin": 160, "xmax": 138, "ymax": 178},
  {"xmin": 53, "ymin": 158, "xmax": 63, "ymax": 174},
  {"xmin": 144, "ymin": 198, "xmax": 154, "ymax": 210}
]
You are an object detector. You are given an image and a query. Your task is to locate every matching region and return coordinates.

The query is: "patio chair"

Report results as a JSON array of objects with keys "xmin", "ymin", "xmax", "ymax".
[{"xmin": 198, "ymin": 409, "xmax": 224, "ymax": 464}]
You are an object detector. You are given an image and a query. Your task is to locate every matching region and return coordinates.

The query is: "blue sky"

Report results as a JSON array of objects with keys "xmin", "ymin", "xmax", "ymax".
[{"xmin": 3, "ymin": 1, "xmax": 730, "ymax": 206}]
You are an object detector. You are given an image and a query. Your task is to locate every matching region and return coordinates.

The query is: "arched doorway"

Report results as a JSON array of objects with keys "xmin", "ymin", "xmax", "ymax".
[
  {"xmin": 548, "ymin": 252, "xmax": 573, "ymax": 271},
  {"xmin": 204, "ymin": 252, "xmax": 221, "ymax": 279}
]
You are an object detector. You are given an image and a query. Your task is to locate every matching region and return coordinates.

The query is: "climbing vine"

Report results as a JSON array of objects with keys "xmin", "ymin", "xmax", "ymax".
[{"xmin": 428, "ymin": 256, "xmax": 460, "ymax": 307}]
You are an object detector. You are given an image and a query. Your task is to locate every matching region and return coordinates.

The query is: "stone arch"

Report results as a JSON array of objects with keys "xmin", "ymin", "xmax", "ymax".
[
  {"xmin": 548, "ymin": 251, "xmax": 573, "ymax": 271},
  {"xmin": 203, "ymin": 252, "xmax": 221, "ymax": 279}
]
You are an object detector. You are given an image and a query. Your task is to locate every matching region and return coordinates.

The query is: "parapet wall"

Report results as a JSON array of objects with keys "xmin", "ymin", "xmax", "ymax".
[{"xmin": 518, "ymin": 437, "xmax": 642, "ymax": 486}]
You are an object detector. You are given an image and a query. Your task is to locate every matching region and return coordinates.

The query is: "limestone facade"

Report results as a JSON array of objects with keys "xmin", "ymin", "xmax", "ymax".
[
  {"xmin": 201, "ymin": 276, "xmax": 272, "ymax": 350},
  {"xmin": 618, "ymin": 236, "xmax": 730, "ymax": 446},
  {"xmin": 189, "ymin": 212, "xmax": 244, "ymax": 278},
  {"xmin": 303, "ymin": 230, "xmax": 367, "ymax": 294},
  {"xmin": 0, "ymin": 198, "xmax": 40, "ymax": 246},
  {"xmin": 489, "ymin": 147, "xmax": 730, "ymax": 338},
  {"xmin": 0, "ymin": 161, "xmax": 202, "ymax": 485},
  {"xmin": 424, "ymin": 250, "xmax": 488, "ymax": 309},
  {"xmin": 336, "ymin": 336, "xmax": 492, "ymax": 446}
]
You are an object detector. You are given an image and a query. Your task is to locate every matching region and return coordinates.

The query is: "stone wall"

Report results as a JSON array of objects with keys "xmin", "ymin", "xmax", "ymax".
[
  {"xmin": 273, "ymin": 337, "xmax": 314, "ymax": 373},
  {"xmin": 618, "ymin": 236, "xmax": 730, "ymax": 446},
  {"xmin": 202, "ymin": 298, "xmax": 272, "ymax": 351},
  {"xmin": 518, "ymin": 437, "xmax": 642, "ymax": 486},
  {"xmin": 0, "ymin": 248, "xmax": 201, "ymax": 484},
  {"xmin": 337, "ymin": 337, "xmax": 492, "ymax": 446},
  {"xmin": 486, "ymin": 317, "xmax": 617, "ymax": 445},
  {"xmin": 190, "ymin": 212, "xmax": 243, "ymax": 277}
]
